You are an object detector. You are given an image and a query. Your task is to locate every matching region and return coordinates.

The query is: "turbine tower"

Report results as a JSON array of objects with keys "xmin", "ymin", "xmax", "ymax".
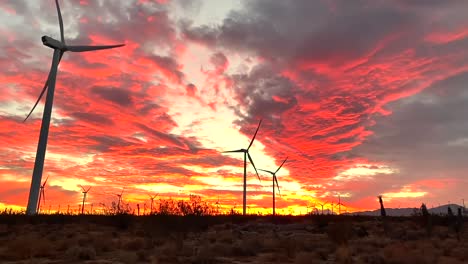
[
  {"xmin": 222, "ymin": 119, "xmax": 262, "ymax": 215},
  {"xmin": 259, "ymin": 157, "xmax": 288, "ymax": 216},
  {"xmin": 79, "ymin": 185, "xmax": 92, "ymax": 214},
  {"xmin": 24, "ymin": 0, "xmax": 125, "ymax": 215},
  {"xmin": 37, "ymin": 175, "xmax": 49, "ymax": 214}
]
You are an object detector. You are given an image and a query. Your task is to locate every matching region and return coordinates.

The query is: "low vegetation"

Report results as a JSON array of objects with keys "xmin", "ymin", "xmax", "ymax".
[{"xmin": 0, "ymin": 212, "xmax": 466, "ymax": 263}]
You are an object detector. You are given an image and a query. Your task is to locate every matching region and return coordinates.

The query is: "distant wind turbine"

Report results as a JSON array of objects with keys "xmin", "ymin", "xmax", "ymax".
[
  {"xmin": 259, "ymin": 157, "xmax": 288, "ymax": 216},
  {"xmin": 222, "ymin": 119, "xmax": 262, "ymax": 215},
  {"xmin": 336, "ymin": 194, "xmax": 345, "ymax": 215},
  {"xmin": 24, "ymin": 0, "xmax": 125, "ymax": 215},
  {"xmin": 79, "ymin": 185, "xmax": 92, "ymax": 214},
  {"xmin": 37, "ymin": 175, "xmax": 49, "ymax": 214},
  {"xmin": 148, "ymin": 193, "xmax": 158, "ymax": 214},
  {"xmin": 116, "ymin": 189, "xmax": 124, "ymax": 213},
  {"xmin": 318, "ymin": 201, "xmax": 328, "ymax": 215},
  {"xmin": 215, "ymin": 196, "xmax": 220, "ymax": 214}
]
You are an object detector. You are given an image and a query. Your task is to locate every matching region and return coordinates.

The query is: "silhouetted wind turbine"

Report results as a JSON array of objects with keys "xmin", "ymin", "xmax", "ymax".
[
  {"xmin": 336, "ymin": 194, "xmax": 345, "ymax": 215},
  {"xmin": 259, "ymin": 157, "xmax": 288, "ymax": 216},
  {"xmin": 318, "ymin": 201, "xmax": 327, "ymax": 215},
  {"xmin": 79, "ymin": 185, "xmax": 91, "ymax": 214},
  {"xmin": 116, "ymin": 189, "xmax": 124, "ymax": 213},
  {"xmin": 148, "ymin": 193, "xmax": 158, "ymax": 214},
  {"xmin": 222, "ymin": 119, "xmax": 262, "ymax": 215},
  {"xmin": 24, "ymin": 0, "xmax": 125, "ymax": 215},
  {"xmin": 215, "ymin": 196, "xmax": 220, "ymax": 214},
  {"xmin": 37, "ymin": 175, "xmax": 49, "ymax": 213}
]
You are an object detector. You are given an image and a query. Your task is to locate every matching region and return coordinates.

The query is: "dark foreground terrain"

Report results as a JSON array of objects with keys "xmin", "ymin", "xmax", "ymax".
[{"xmin": 0, "ymin": 214, "xmax": 466, "ymax": 263}]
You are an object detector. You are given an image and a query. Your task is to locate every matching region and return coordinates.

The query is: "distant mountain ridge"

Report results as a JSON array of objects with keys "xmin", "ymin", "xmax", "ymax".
[{"xmin": 346, "ymin": 204, "xmax": 467, "ymax": 217}]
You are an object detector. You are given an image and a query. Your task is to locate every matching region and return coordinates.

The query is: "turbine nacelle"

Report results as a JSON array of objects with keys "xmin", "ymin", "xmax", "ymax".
[{"xmin": 42, "ymin": 36, "xmax": 65, "ymax": 50}]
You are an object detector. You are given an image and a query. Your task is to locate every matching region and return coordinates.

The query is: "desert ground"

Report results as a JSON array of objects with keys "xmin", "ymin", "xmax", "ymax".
[{"xmin": 0, "ymin": 214, "xmax": 466, "ymax": 264}]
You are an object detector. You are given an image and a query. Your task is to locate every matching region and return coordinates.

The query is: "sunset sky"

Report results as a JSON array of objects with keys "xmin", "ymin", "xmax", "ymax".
[{"xmin": 1, "ymin": 0, "xmax": 468, "ymax": 214}]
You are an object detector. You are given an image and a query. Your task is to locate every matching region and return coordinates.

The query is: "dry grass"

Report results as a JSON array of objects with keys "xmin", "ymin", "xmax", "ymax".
[{"xmin": 0, "ymin": 214, "xmax": 466, "ymax": 263}]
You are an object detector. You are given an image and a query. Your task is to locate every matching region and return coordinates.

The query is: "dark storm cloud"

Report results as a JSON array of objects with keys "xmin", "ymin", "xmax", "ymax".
[
  {"xmin": 70, "ymin": 112, "xmax": 114, "ymax": 126},
  {"xmin": 91, "ymin": 86, "xmax": 133, "ymax": 107},
  {"xmin": 179, "ymin": 0, "xmax": 468, "ymax": 208}
]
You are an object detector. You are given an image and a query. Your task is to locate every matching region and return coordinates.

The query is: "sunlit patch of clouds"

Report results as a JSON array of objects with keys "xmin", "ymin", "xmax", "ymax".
[
  {"xmin": 383, "ymin": 185, "xmax": 427, "ymax": 199},
  {"xmin": 49, "ymin": 176, "xmax": 91, "ymax": 192},
  {"xmin": 0, "ymin": 173, "xmax": 29, "ymax": 182},
  {"xmin": 333, "ymin": 163, "xmax": 398, "ymax": 181},
  {"xmin": 447, "ymin": 137, "xmax": 468, "ymax": 147},
  {"xmin": 19, "ymin": 151, "xmax": 95, "ymax": 169}
]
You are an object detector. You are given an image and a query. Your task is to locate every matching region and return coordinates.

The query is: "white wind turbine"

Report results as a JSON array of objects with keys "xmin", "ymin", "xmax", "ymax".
[
  {"xmin": 24, "ymin": 0, "xmax": 125, "ymax": 215},
  {"xmin": 37, "ymin": 175, "xmax": 49, "ymax": 214},
  {"xmin": 259, "ymin": 157, "xmax": 288, "ymax": 216},
  {"xmin": 222, "ymin": 119, "xmax": 262, "ymax": 215}
]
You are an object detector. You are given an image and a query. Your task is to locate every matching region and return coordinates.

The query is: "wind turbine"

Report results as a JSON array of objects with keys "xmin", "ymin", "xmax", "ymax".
[
  {"xmin": 259, "ymin": 157, "xmax": 288, "ymax": 216},
  {"xmin": 222, "ymin": 119, "xmax": 262, "ymax": 216},
  {"xmin": 336, "ymin": 194, "xmax": 345, "ymax": 215},
  {"xmin": 116, "ymin": 189, "xmax": 124, "ymax": 213},
  {"xmin": 24, "ymin": 0, "xmax": 125, "ymax": 215},
  {"xmin": 148, "ymin": 193, "xmax": 158, "ymax": 214},
  {"xmin": 37, "ymin": 175, "xmax": 49, "ymax": 213},
  {"xmin": 79, "ymin": 185, "xmax": 91, "ymax": 214},
  {"xmin": 318, "ymin": 201, "xmax": 328, "ymax": 215},
  {"xmin": 215, "ymin": 196, "xmax": 220, "ymax": 215}
]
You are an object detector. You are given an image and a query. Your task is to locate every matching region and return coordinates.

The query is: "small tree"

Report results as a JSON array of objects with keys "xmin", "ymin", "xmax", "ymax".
[
  {"xmin": 421, "ymin": 203, "xmax": 432, "ymax": 237},
  {"xmin": 378, "ymin": 195, "xmax": 386, "ymax": 217},
  {"xmin": 378, "ymin": 195, "xmax": 388, "ymax": 234}
]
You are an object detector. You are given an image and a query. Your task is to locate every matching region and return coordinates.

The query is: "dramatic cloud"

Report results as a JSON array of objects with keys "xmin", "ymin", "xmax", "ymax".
[{"xmin": 1, "ymin": 0, "xmax": 467, "ymax": 214}]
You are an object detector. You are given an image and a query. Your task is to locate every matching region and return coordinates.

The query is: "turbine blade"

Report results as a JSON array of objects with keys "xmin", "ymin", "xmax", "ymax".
[
  {"xmin": 43, "ymin": 175, "xmax": 49, "ymax": 186},
  {"xmin": 23, "ymin": 52, "xmax": 64, "ymax": 122},
  {"xmin": 274, "ymin": 156, "xmax": 288, "ymax": 174},
  {"xmin": 86, "ymin": 186, "xmax": 92, "ymax": 192},
  {"xmin": 258, "ymin": 169, "xmax": 274, "ymax": 175},
  {"xmin": 42, "ymin": 189, "xmax": 46, "ymax": 204},
  {"xmin": 247, "ymin": 119, "xmax": 262, "ymax": 150},
  {"xmin": 274, "ymin": 175, "xmax": 281, "ymax": 196},
  {"xmin": 222, "ymin": 149, "xmax": 244, "ymax": 153},
  {"xmin": 55, "ymin": 0, "xmax": 65, "ymax": 43},
  {"xmin": 247, "ymin": 153, "xmax": 260, "ymax": 182},
  {"xmin": 66, "ymin": 44, "xmax": 125, "ymax": 52}
]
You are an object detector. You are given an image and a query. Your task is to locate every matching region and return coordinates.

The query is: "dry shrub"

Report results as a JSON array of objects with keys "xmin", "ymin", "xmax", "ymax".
[
  {"xmin": 437, "ymin": 256, "xmax": 464, "ymax": 264},
  {"xmin": 91, "ymin": 236, "xmax": 114, "ymax": 253},
  {"xmin": 335, "ymin": 245, "xmax": 352, "ymax": 264},
  {"xmin": 315, "ymin": 246, "xmax": 333, "ymax": 261},
  {"xmin": 279, "ymin": 236, "xmax": 297, "ymax": 258},
  {"xmin": 193, "ymin": 244, "xmax": 217, "ymax": 264},
  {"xmin": 327, "ymin": 222, "xmax": 352, "ymax": 245},
  {"xmin": 214, "ymin": 229, "xmax": 235, "ymax": 244},
  {"xmin": 383, "ymin": 243, "xmax": 434, "ymax": 264},
  {"xmin": 295, "ymin": 251, "xmax": 320, "ymax": 264},
  {"xmin": 209, "ymin": 242, "xmax": 233, "ymax": 256},
  {"xmin": 65, "ymin": 245, "xmax": 96, "ymax": 261},
  {"xmin": 232, "ymin": 240, "xmax": 257, "ymax": 257},
  {"xmin": 122, "ymin": 237, "xmax": 145, "ymax": 251},
  {"xmin": 116, "ymin": 251, "xmax": 138, "ymax": 264},
  {"xmin": 263, "ymin": 236, "xmax": 281, "ymax": 251},
  {"xmin": 1, "ymin": 235, "xmax": 55, "ymax": 260},
  {"xmin": 442, "ymin": 238, "xmax": 459, "ymax": 256},
  {"xmin": 449, "ymin": 246, "xmax": 468, "ymax": 262}
]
